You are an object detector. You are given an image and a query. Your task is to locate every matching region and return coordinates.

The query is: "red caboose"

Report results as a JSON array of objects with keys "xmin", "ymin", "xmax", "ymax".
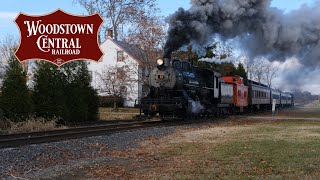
[{"xmin": 222, "ymin": 76, "xmax": 248, "ymax": 111}]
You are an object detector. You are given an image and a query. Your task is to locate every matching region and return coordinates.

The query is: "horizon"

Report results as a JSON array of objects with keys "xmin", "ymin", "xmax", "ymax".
[{"xmin": 0, "ymin": 0, "xmax": 318, "ymax": 95}]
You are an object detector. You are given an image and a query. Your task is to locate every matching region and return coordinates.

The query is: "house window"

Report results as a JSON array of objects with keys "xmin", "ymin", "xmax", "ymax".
[
  {"xmin": 120, "ymin": 86, "xmax": 127, "ymax": 95},
  {"xmin": 117, "ymin": 50, "xmax": 124, "ymax": 62}
]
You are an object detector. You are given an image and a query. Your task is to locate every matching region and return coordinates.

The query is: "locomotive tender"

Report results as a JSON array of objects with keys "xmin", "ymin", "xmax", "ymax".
[{"xmin": 140, "ymin": 58, "xmax": 294, "ymax": 119}]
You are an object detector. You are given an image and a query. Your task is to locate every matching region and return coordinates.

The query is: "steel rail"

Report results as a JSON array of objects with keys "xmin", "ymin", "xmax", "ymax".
[{"xmin": 0, "ymin": 120, "xmax": 167, "ymax": 149}]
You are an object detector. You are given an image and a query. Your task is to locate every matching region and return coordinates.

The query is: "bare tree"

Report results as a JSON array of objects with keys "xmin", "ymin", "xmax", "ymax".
[
  {"xmin": 76, "ymin": 0, "xmax": 157, "ymax": 40},
  {"xmin": 97, "ymin": 66, "xmax": 127, "ymax": 97},
  {"xmin": 123, "ymin": 14, "xmax": 166, "ymax": 62},
  {"xmin": 242, "ymin": 57, "xmax": 265, "ymax": 82},
  {"xmin": 0, "ymin": 36, "xmax": 17, "ymax": 65},
  {"xmin": 251, "ymin": 60, "xmax": 268, "ymax": 83},
  {"xmin": 242, "ymin": 56, "xmax": 278, "ymax": 87},
  {"xmin": 263, "ymin": 62, "xmax": 278, "ymax": 88},
  {"xmin": 0, "ymin": 36, "xmax": 19, "ymax": 84},
  {"xmin": 96, "ymin": 62, "xmax": 140, "ymax": 97}
]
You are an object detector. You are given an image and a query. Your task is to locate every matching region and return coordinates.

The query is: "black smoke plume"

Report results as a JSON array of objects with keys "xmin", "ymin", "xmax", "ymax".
[{"xmin": 164, "ymin": 0, "xmax": 320, "ymax": 67}]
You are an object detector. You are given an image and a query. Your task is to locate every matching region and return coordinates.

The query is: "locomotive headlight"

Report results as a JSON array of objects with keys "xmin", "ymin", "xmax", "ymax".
[{"xmin": 157, "ymin": 59, "xmax": 164, "ymax": 66}]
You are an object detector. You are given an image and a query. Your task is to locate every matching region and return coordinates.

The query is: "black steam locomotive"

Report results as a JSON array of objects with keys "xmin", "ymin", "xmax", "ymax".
[{"xmin": 140, "ymin": 58, "xmax": 294, "ymax": 119}]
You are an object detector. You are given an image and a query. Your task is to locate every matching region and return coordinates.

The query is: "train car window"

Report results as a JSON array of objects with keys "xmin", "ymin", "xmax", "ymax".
[
  {"xmin": 216, "ymin": 77, "xmax": 219, "ymax": 88},
  {"xmin": 244, "ymin": 91, "xmax": 247, "ymax": 98}
]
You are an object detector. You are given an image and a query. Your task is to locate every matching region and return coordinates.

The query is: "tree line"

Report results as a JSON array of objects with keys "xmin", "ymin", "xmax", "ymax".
[{"xmin": 0, "ymin": 40, "xmax": 99, "ymax": 123}]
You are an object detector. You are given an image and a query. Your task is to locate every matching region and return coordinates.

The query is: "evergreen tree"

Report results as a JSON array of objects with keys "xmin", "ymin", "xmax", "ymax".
[
  {"xmin": 235, "ymin": 62, "xmax": 248, "ymax": 79},
  {"xmin": 32, "ymin": 62, "xmax": 69, "ymax": 120},
  {"xmin": 62, "ymin": 61, "xmax": 99, "ymax": 123},
  {"xmin": 0, "ymin": 54, "xmax": 33, "ymax": 120},
  {"xmin": 33, "ymin": 61, "xmax": 99, "ymax": 123}
]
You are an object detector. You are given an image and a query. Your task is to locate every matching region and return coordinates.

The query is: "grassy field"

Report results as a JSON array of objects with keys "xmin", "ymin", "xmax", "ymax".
[
  {"xmin": 85, "ymin": 118, "xmax": 320, "ymax": 179},
  {"xmin": 99, "ymin": 107, "xmax": 140, "ymax": 120},
  {"xmin": 154, "ymin": 120, "xmax": 320, "ymax": 179}
]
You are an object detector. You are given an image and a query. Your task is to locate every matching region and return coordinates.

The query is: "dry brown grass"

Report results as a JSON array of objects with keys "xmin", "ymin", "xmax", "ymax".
[
  {"xmin": 99, "ymin": 107, "xmax": 140, "ymax": 120},
  {"xmin": 0, "ymin": 117, "xmax": 66, "ymax": 134}
]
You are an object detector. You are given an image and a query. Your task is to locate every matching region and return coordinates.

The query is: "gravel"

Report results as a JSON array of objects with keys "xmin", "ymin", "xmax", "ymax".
[{"xmin": 0, "ymin": 126, "xmax": 178, "ymax": 180}]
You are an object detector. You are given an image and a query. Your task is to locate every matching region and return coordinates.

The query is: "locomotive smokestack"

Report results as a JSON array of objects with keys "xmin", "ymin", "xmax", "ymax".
[
  {"xmin": 162, "ymin": 52, "xmax": 171, "ymax": 66},
  {"xmin": 163, "ymin": 57, "xmax": 171, "ymax": 67}
]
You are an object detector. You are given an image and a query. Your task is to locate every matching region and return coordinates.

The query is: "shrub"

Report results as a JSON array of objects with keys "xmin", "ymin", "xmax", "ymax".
[{"xmin": 6, "ymin": 116, "xmax": 64, "ymax": 134}]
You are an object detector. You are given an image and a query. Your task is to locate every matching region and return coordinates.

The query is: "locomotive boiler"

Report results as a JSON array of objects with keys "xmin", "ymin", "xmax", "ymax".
[{"xmin": 141, "ymin": 57, "xmax": 221, "ymax": 119}]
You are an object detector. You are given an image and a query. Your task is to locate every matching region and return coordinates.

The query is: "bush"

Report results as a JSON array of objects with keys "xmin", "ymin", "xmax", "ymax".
[
  {"xmin": 99, "ymin": 96, "xmax": 124, "ymax": 108},
  {"xmin": 5, "ymin": 116, "xmax": 64, "ymax": 134}
]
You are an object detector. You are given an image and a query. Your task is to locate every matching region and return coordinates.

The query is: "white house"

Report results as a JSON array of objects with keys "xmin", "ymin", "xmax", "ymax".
[{"xmin": 89, "ymin": 31, "xmax": 149, "ymax": 107}]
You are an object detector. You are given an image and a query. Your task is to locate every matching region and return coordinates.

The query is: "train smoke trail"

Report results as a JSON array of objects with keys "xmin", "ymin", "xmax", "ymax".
[{"xmin": 164, "ymin": 0, "xmax": 320, "ymax": 67}]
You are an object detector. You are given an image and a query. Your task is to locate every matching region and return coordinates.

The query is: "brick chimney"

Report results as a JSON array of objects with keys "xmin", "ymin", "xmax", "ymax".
[{"xmin": 107, "ymin": 29, "xmax": 113, "ymax": 38}]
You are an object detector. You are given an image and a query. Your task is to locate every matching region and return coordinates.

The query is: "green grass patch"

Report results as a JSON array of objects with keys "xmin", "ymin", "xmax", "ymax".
[{"xmin": 156, "ymin": 121, "xmax": 320, "ymax": 179}]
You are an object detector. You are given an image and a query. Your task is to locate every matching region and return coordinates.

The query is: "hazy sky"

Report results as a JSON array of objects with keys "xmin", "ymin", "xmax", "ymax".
[
  {"xmin": 0, "ymin": 0, "xmax": 318, "ymax": 94},
  {"xmin": 0, "ymin": 0, "xmax": 315, "ymax": 40}
]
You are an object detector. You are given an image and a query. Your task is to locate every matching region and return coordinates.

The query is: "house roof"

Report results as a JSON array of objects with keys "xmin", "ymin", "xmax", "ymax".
[{"xmin": 107, "ymin": 37, "xmax": 149, "ymax": 65}]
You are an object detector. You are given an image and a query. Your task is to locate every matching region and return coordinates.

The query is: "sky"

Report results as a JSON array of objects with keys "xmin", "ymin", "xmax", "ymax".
[
  {"xmin": 0, "ymin": 0, "xmax": 318, "ymax": 94},
  {"xmin": 0, "ymin": 0, "xmax": 315, "ymax": 40}
]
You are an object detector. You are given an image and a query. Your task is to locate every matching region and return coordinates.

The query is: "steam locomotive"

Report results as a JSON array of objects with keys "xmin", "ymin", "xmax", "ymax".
[{"xmin": 140, "ymin": 58, "xmax": 294, "ymax": 119}]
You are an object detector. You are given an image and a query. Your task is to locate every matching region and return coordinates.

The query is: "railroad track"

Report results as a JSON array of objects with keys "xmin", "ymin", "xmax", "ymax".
[{"xmin": 0, "ymin": 120, "xmax": 171, "ymax": 149}]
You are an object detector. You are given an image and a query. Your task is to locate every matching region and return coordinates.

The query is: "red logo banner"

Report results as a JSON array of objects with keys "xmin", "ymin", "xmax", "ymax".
[{"xmin": 15, "ymin": 9, "xmax": 103, "ymax": 66}]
